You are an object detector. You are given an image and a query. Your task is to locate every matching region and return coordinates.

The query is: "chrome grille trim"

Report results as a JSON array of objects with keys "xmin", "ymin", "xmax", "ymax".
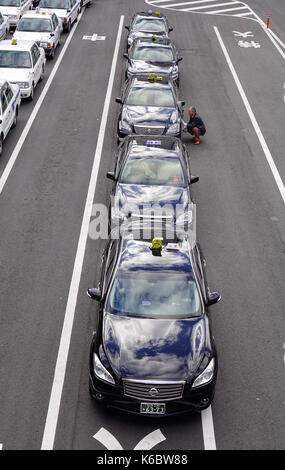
[
  {"xmin": 123, "ymin": 379, "xmax": 185, "ymax": 401},
  {"xmin": 134, "ymin": 125, "xmax": 165, "ymax": 135}
]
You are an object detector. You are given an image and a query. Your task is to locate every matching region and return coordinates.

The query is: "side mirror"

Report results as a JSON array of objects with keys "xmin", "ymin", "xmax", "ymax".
[
  {"xmin": 115, "ymin": 97, "xmax": 123, "ymax": 104},
  {"xmin": 190, "ymin": 175, "xmax": 199, "ymax": 184},
  {"xmin": 208, "ymin": 292, "xmax": 221, "ymax": 306},
  {"xmin": 0, "ymin": 119, "xmax": 2, "ymax": 124},
  {"xmin": 169, "ymin": 26, "xmax": 173, "ymax": 32},
  {"xmin": 87, "ymin": 288, "xmax": 102, "ymax": 302},
  {"xmin": 67, "ymin": 8, "xmax": 70, "ymax": 12},
  {"xmin": 123, "ymin": 53, "xmax": 129, "ymax": 59},
  {"xmin": 125, "ymin": 25, "xmax": 130, "ymax": 30},
  {"xmin": 106, "ymin": 171, "xmax": 116, "ymax": 181},
  {"xmin": 50, "ymin": 32, "xmax": 55, "ymax": 37},
  {"xmin": 176, "ymin": 57, "xmax": 183, "ymax": 63}
]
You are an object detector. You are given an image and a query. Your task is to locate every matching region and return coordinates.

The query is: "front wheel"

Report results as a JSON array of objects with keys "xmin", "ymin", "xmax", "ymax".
[
  {"xmin": 12, "ymin": 107, "xmax": 18, "ymax": 128},
  {"xmin": 0, "ymin": 135, "xmax": 3, "ymax": 157},
  {"xmin": 28, "ymin": 84, "xmax": 34, "ymax": 101}
]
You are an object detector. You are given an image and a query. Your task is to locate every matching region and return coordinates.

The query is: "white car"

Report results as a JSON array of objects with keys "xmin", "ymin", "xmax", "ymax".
[
  {"xmin": 0, "ymin": 0, "xmax": 32, "ymax": 31},
  {"xmin": 0, "ymin": 39, "xmax": 46, "ymax": 100},
  {"xmin": 13, "ymin": 9, "xmax": 61, "ymax": 60},
  {"xmin": 0, "ymin": 11, "xmax": 9, "ymax": 39},
  {"xmin": 38, "ymin": 0, "xmax": 80, "ymax": 33},
  {"xmin": 0, "ymin": 78, "xmax": 21, "ymax": 155}
]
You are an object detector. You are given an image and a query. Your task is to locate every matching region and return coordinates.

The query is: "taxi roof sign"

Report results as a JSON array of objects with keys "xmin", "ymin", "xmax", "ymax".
[
  {"xmin": 155, "ymin": 12, "xmax": 161, "ymax": 17},
  {"xmin": 11, "ymin": 39, "xmax": 17, "ymax": 45},
  {"xmin": 150, "ymin": 238, "xmax": 163, "ymax": 250}
]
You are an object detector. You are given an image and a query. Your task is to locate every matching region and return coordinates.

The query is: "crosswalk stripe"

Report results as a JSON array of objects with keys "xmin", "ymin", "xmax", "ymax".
[
  {"xmin": 146, "ymin": 0, "xmax": 253, "ymax": 19},
  {"xmin": 210, "ymin": 5, "xmax": 248, "ymax": 14},
  {"xmin": 183, "ymin": 1, "xmax": 241, "ymax": 11}
]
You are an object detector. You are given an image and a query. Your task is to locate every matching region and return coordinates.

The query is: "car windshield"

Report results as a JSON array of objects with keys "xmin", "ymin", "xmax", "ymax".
[
  {"xmin": 39, "ymin": 0, "xmax": 69, "ymax": 8},
  {"xmin": 120, "ymin": 157, "xmax": 185, "ymax": 186},
  {"xmin": 133, "ymin": 18, "xmax": 167, "ymax": 33},
  {"xmin": 0, "ymin": 50, "xmax": 31, "ymax": 68},
  {"xmin": 17, "ymin": 18, "xmax": 53, "ymax": 32},
  {"xmin": 108, "ymin": 274, "xmax": 201, "ymax": 318},
  {"xmin": 126, "ymin": 86, "xmax": 174, "ymax": 107},
  {"xmin": 133, "ymin": 46, "xmax": 174, "ymax": 62},
  {"xmin": 0, "ymin": 0, "xmax": 20, "ymax": 5}
]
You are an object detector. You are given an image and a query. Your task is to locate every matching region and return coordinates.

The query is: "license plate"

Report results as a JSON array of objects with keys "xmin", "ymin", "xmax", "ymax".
[{"xmin": 140, "ymin": 403, "xmax": 165, "ymax": 414}]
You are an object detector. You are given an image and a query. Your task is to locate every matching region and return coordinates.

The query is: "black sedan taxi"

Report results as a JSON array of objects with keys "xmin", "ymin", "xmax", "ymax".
[
  {"xmin": 124, "ymin": 37, "xmax": 183, "ymax": 84},
  {"xmin": 88, "ymin": 222, "xmax": 221, "ymax": 416},
  {"xmin": 125, "ymin": 11, "xmax": 173, "ymax": 49},
  {"xmin": 106, "ymin": 135, "xmax": 199, "ymax": 228},
  {"xmin": 116, "ymin": 75, "xmax": 185, "ymax": 139}
]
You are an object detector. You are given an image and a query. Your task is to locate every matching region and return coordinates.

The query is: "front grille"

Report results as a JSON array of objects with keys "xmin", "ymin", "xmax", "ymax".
[
  {"xmin": 134, "ymin": 125, "xmax": 165, "ymax": 135},
  {"xmin": 123, "ymin": 379, "xmax": 185, "ymax": 401}
]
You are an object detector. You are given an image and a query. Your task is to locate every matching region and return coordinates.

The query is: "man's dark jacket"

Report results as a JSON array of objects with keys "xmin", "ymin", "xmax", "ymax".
[{"xmin": 187, "ymin": 113, "xmax": 206, "ymax": 135}]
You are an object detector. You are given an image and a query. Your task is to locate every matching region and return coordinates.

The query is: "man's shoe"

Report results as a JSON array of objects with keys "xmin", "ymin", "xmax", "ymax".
[{"xmin": 194, "ymin": 140, "xmax": 201, "ymax": 145}]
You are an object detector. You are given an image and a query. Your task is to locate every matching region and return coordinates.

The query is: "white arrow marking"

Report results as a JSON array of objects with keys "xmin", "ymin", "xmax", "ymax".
[
  {"xmin": 232, "ymin": 31, "xmax": 254, "ymax": 38},
  {"xmin": 93, "ymin": 428, "xmax": 166, "ymax": 450},
  {"xmin": 133, "ymin": 429, "xmax": 166, "ymax": 450},
  {"xmin": 93, "ymin": 428, "xmax": 123, "ymax": 450},
  {"xmin": 82, "ymin": 34, "xmax": 106, "ymax": 41}
]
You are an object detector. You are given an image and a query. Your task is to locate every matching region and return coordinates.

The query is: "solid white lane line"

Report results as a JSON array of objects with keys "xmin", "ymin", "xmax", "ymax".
[
  {"xmin": 0, "ymin": 9, "xmax": 85, "ymax": 197},
  {"xmin": 40, "ymin": 15, "xmax": 125, "ymax": 451},
  {"xmin": 214, "ymin": 26, "xmax": 285, "ymax": 204},
  {"xmin": 201, "ymin": 406, "xmax": 216, "ymax": 450}
]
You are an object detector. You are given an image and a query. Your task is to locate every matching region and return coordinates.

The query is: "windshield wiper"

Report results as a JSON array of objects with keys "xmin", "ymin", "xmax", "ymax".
[{"xmin": 146, "ymin": 60, "xmax": 175, "ymax": 66}]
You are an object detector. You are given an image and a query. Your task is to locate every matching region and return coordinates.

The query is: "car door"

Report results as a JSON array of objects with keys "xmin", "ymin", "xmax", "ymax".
[
  {"xmin": 52, "ymin": 13, "xmax": 60, "ymax": 45},
  {"xmin": 31, "ymin": 44, "xmax": 41, "ymax": 85},
  {"xmin": 1, "ymin": 83, "xmax": 14, "ymax": 137}
]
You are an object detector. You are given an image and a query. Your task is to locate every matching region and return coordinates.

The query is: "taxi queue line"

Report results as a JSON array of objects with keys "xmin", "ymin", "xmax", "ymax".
[{"xmin": 0, "ymin": 0, "xmax": 90, "ymax": 155}]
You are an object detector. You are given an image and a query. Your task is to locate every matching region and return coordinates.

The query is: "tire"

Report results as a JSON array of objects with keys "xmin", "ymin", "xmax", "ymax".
[
  {"xmin": 12, "ymin": 107, "xmax": 18, "ymax": 128},
  {"xmin": 49, "ymin": 47, "xmax": 55, "ymax": 60},
  {"xmin": 39, "ymin": 64, "xmax": 45, "ymax": 82},
  {"xmin": 28, "ymin": 84, "xmax": 34, "ymax": 101},
  {"xmin": 0, "ymin": 135, "xmax": 3, "ymax": 157}
]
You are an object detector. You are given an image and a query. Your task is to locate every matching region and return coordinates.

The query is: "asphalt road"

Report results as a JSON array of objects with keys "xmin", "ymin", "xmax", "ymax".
[
  {"xmin": 0, "ymin": 0, "xmax": 284, "ymax": 451},
  {"xmin": 246, "ymin": 0, "xmax": 285, "ymax": 43}
]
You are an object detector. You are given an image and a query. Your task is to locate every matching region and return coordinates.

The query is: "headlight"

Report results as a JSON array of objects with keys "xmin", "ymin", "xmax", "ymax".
[
  {"xmin": 9, "ymin": 15, "xmax": 18, "ymax": 20},
  {"xmin": 119, "ymin": 121, "xmax": 132, "ymax": 133},
  {"xmin": 127, "ymin": 37, "xmax": 133, "ymax": 45},
  {"xmin": 166, "ymin": 123, "xmax": 180, "ymax": 134},
  {"xmin": 93, "ymin": 353, "xmax": 115, "ymax": 385},
  {"xmin": 17, "ymin": 82, "xmax": 30, "ymax": 88},
  {"xmin": 192, "ymin": 358, "xmax": 215, "ymax": 388},
  {"xmin": 40, "ymin": 42, "xmax": 48, "ymax": 47}
]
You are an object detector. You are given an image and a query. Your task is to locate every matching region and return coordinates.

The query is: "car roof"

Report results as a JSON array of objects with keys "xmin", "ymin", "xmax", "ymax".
[
  {"xmin": 0, "ymin": 39, "xmax": 34, "ymax": 51},
  {"xmin": 125, "ymin": 135, "xmax": 183, "ymax": 159},
  {"xmin": 133, "ymin": 37, "xmax": 173, "ymax": 47},
  {"xmin": 118, "ymin": 236, "xmax": 194, "ymax": 276},
  {"xmin": 130, "ymin": 75, "xmax": 173, "ymax": 88},
  {"xmin": 20, "ymin": 10, "xmax": 54, "ymax": 19},
  {"xmin": 133, "ymin": 11, "xmax": 167, "ymax": 21}
]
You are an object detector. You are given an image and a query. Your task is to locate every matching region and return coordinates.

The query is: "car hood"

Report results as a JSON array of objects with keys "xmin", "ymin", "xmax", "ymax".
[
  {"xmin": 0, "ymin": 67, "xmax": 31, "ymax": 82},
  {"xmin": 123, "ymin": 105, "xmax": 176, "ymax": 126},
  {"xmin": 0, "ymin": 7, "xmax": 20, "ymax": 16},
  {"xmin": 13, "ymin": 31, "xmax": 52, "ymax": 42},
  {"xmin": 103, "ymin": 313, "xmax": 208, "ymax": 381},
  {"xmin": 129, "ymin": 59, "xmax": 176, "ymax": 76},
  {"xmin": 115, "ymin": 183, "xmax": 188, "ymax": 215}
]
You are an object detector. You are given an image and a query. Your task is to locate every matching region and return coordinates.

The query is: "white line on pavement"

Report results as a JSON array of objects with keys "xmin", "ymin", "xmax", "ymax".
[
  {"xmin": 201, "ymin": 406, "xmax": 216, "ymax": 450},
  {"xmin": 40, "ymin": 15, "xmax": 125, "ymax": 451},
  {"xmin": 214, "ymin": 26, "xmax": 285, "ymax": 205},
  {"xmin": 0, "ymin": 9, "xmax": 85, "ymax": 197}
]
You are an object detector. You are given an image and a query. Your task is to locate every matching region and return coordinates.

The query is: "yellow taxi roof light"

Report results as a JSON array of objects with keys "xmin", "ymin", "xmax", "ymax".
[
  {"xmin": 150, "ymin": 238, "xmax": 163, "ymax": 250},
  {"xmin": 11, "ymin": 39, "xmax": 17, "ymax": 45}
]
